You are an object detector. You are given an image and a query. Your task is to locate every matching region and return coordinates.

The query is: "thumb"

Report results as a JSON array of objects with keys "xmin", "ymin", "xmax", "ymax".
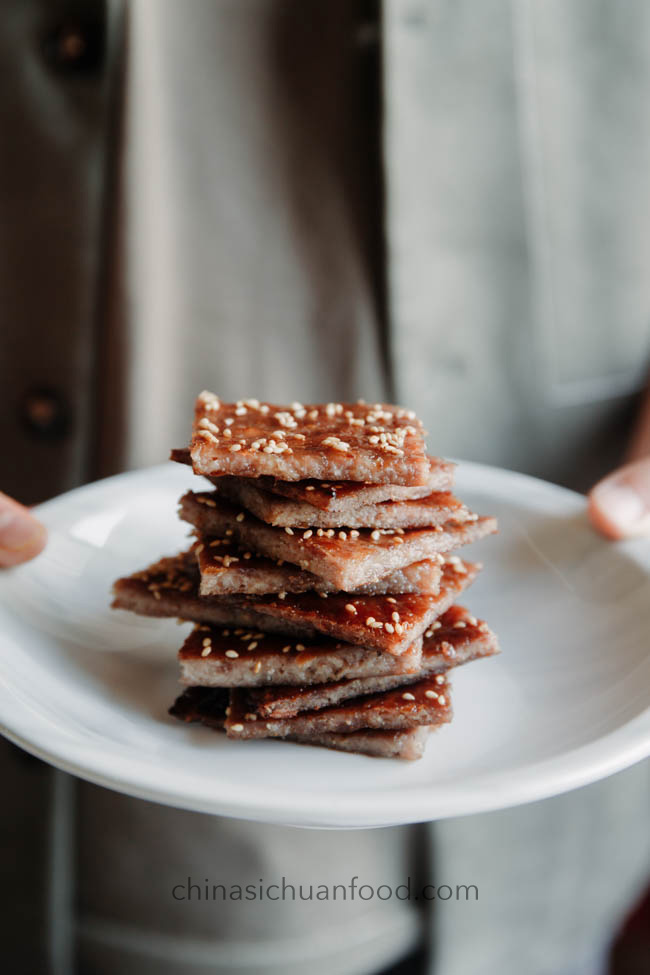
[
  {"xmin": 588, "ymin": 458, "xmax": 650, "ymax": 540},
  {"xmin": 0, "ymin": 492, "xmax": 48, "ymax": 567}
]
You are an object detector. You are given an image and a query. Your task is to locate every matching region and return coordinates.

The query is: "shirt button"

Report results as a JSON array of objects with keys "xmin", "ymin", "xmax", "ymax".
[
  {"xmin": 20, "ymin": 388, "xmax": 70, "ymax": 441},
  {"xmin": 42, "ymin": 2, "xmax": 106, "ymax": 77}
]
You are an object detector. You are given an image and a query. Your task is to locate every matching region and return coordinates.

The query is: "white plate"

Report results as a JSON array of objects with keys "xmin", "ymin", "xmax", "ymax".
[{"xmin": 0, "ymin": 462, "xmax": 649, "ymax": 828}]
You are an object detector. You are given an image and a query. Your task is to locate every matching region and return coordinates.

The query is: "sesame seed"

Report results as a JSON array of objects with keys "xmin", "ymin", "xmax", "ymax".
[
  {"xmin": 284, "ymin": 527, "xmax": 294, "ymax": 535},
  {"xmin": 278, "ymin": 591, "xmax": 287, "ymax": 600},
  {"xmin": 230, "ymin": 723, "xmax": 244, "ymax": 732},
  {"xmin": 402, "ymin": 692, "xmax": 416, "ymax": 701},
  {"xmin": 202, "ymin": 637, "xmax": 212, "ymax": 647},
  {"xmin": 225, "ymin": 649, "xmax": 239, "ymax": 658},
  {"xmin": 394, "ymin": 623, "xmax": 404, "ymax": 635},
  {"xmin": 223, "ymin": 428, "xmax": 232, "ymax": 438},
  {"xmin": 229, "ymin": 443, "xmax": 242, "ymax": 452},
  {"xmin": 435, "ymin": 674, "xmax": 445, "ymax": 685},
  {"xmin": 371, "ymin": 530, "xmax": 381, "ymax": 541},
  {"xmin": 338, "ymin": 531, "xmax": 347, "ymax": 540},
  {"xmin": 385, "ymin": 623, "xmax": 394, "ymax": 633},
  {"xmin": 245, "ymin": 713, "xmax": 258, "ymax": 721},
  {"xmin": 365, "ymin": 617, "xmax": 375, "ymax": 626},
  {"xmin": 302, "ymin": 530, "xmax": 313, "ymax": 539},
  {"xmin": 201, "ymin": 646, "xmax": 212, "ymax": 657},
  {"xmin": 425, "ymin": 690, "xmax": 438, "ymax": 700},
  {"xmin": 236, "ymin": 512, "xmax": 245, "ymax": 522},
  {"xmin": 282, "ymin": 645, "xmax": 291, "ymax": 653},
  {"xmin": 295, "ymin": 644, "xmax": 305, "ymax": 651},
  {"xmin": 432, "ymin": 621, "xmax": 442, "ymax": 630},
  {"xmin": 254, "ymin": 661, "xmax": 262, "ymax": 673},
  {"xmin": 391, "ymin": 611, "xmax": 400, "ymax": 623},
  {"xmin": 345, "ymin": 603, "xmax": 357, "ymax": 615},
  {"xmin": 248, "ymin": 641, "xmax": 258, "ymax": 650},
  {"xmin": 387, "ymin": 597, "xmax": 397, "ymax": 604},
  {"xmin": 453, "ymin": 621, "xmax": 466, "ymax": 628},
  {"xmin": 437, "ymin": 695, "xmax": 447, "ymax": 707},
  {"xmin": 305, "ymin": 485, "xmax": 315, "ymax": 491},
  {"xmin": 195, "ymin": 543, "xmax": 204, "ymax": 555}
]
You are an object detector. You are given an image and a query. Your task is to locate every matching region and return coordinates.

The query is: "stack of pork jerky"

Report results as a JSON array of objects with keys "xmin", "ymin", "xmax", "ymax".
[{"xmin": 112, "ymin": 393, "xmax": 499, "ymax": 760}]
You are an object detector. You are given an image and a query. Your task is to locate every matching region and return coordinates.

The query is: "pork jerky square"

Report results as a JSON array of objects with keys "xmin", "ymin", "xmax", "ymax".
[
  {"xmin": 169, "ymin": 687, "xmax": 432, "ymax": 760},
  {"xmin": 225, "ymin": 674, "xmax": 452, "ymax": 738},
  {"xmin": 247, "ymin": 606, "xmax": 499, "ymax": 717},
  {"xmin": 213, "ymin": 476, "xmax": 470, "ymax": 529},
  {"xmin": 179, "ymin": 491, "xmax": 496, "ymax": 591},
  {"xmin": 189, "ymin": 393, "xmax": 430, "ymax": 484},
  {"xmin": 179, "ymin": 629, "xmax": 424, "ymax": 687},
  {"xmin": 196, "ymin": 538, "xmax": 442, "ymax": 596}
]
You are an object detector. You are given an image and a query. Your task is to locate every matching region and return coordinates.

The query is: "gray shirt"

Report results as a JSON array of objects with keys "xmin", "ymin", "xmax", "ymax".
[{"xmin": 1, "ymin": 2, "xmax": 649, "ymax": 973}]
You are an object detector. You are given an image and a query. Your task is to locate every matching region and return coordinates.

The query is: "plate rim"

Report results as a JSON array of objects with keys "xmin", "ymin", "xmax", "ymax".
[{"xmin": 0, "ymin": 460, "xmax": 648, "ymax": 827}]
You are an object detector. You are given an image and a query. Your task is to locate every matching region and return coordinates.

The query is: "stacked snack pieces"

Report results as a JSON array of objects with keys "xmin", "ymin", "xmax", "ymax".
[{"xmin": 112, "ymin": 393, "xmax": 499, "ymax": 760}]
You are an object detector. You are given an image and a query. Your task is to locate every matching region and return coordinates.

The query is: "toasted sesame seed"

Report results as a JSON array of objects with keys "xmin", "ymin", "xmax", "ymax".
[
  {"xmin": 425, "ymin": 690, "xmax": 438, "ymax": 700},
  {"xmin": 225, "ymin": 649, "xmax": 239, "ymax": 659},
  {"xmin": 245, "ymin": 713, "xmax": 258, "ymax": 721},
  {"xmin": 391, "ymin": 611, "xmax": 400, "ymax": 623},
  {"xmin": 402, "ymin": 692, "xmax": 416, "ymax": 701},
  {"xmin": 195, "ymin": 543, "xmax": 204, "ymax": 555},
  {"xmin": 278, "ymin": 591, "xmax": 287, "ymax": 600},
  {"xmin": 345, "ymin": 603, "xmax": 357, "ymax": 615},
  {"xmin": 282, "ymin": 645, "xmax": 291, "ymax": 653},
  {"xmin": 295, "ymin": 644, "xmax": 305, "ymax": 651},
  {"xmin": 284, "ymin": 527, "xmax": 294, "ymax": 535},
  {"xmin": 370, "ymin": 530, "xmax": 381, "ymax": 541},
  {"xmin": 432, "ymin": 621, "xmax": 442, "ymax": 630},
  {"xmin": 248, "ymin": 641, "xmax": 258, "ymax": 650},
  {"xmin": 223, "ymin": 428, "xmax": 232, "ymax": 438},
  {"xmin": 435, "ymin": 674, "xmax": 445, "ymax": 685},
  {"xmin": 254, "ymin": 661, "xmax": 262, "ymax": 673},
  {"xmin": 349, "ymin": 529, "xmax": 360, "ymax": 538},
  {"xmin": 202, "ymin": 637, "xmax": 212, "ymax": 647},
  {"xmin": 305, "ymin": 485, "xmax": 315, "ymax": 491},
  {"xmin": 365, "ymin": 616, "xmax": 375, "ymax": 626},
  {"xmin": 229, "ymin": 443, "xmax": 242, "ymax": 452},
  {"xmin": 385, "ymin": 623, "xmax": 394, "ymax": 633},
  {"xmin": 236, "ymin": 512, "xmax": 245, "ymax": 522},
  {"xmin": 387, "ymin": 597, "xmax": 397, "ymax": 604},
  {"xmin": 453, "ymin": 621, "xmax": 466, "ymax": 628},
  {"xmin": 302, "ymin": 530, "xmax": 313, "ymax": 539},
  {"xmin": 338, "ymin": 531, "xmax": 347, "ymax": 540},
  {"xmin": 230, "ymin": 723, "xmax": 244, "ymax": 732},
  {"xmin": 437, "ymin": 695, "xmax": 447, "ymax": 707},
  {"xmin": 394, "ymin": 623, "xmax": 404, "ymax": 635},
  {"xmin": 201, "ymin": 646, "xmax": 212, "ymax": 657}
]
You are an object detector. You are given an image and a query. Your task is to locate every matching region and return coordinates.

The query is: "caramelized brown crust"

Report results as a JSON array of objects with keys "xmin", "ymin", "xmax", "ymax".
[{"xmin": 189, "ymin": 393, "xmax": 430, "ymax": 484}]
